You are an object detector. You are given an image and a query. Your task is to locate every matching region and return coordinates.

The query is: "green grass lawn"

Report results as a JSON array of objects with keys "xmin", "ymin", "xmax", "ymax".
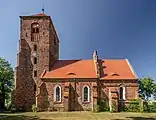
[{"xmin": 0, "ymin": 112, "xmax": 156, "ymax": 120}]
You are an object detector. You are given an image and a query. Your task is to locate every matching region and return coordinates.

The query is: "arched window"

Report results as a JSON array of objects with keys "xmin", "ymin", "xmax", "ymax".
[
  {"xmin": 82, "ymin": 86, "xmax": 90, "ymax": 102},
  {"xmin": 119, "ymin": 86, "xmax": 125, "ymax": 100},
  {"xmin": 54, "ymin": 85, "xmax": 61, "ymax": 102},
  {"xmin": 31, "ymin": 23, "xmax": 39, "ymax": 33},
  {"xmin": 31, "ymin": 23, "xmax": 39, "ymax": 42}
]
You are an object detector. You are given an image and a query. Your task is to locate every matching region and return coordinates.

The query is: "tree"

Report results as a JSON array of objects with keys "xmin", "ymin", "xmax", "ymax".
[
  {"xmin": 0, "ymin": 57, "xmax": 14, "ymax": 111},
  {"xmin": 138, "ymin": 77, "xmax": 155, "ymax": 101},
  {"xmin": 153, "ymin": 84, "xmax": 156, "ymax": 100}
]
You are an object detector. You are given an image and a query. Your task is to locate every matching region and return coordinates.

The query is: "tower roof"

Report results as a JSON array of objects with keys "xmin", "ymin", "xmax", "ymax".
[
  {"xmin": 32, "ymin": 13, "xmax": 48, "ymax": 16},
  {"xmin": 20, "ymin": 12, "xmax": 50, "ymax": 18}
]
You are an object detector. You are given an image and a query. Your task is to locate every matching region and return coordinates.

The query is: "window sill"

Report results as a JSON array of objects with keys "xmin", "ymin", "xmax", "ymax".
[
  {"xmin": 82, "ymin": 101, "xmax": 90, "ymax": 104},
  {"xmin": 54, "ymin": 101, "xmax": 62, "ymax": 104}
]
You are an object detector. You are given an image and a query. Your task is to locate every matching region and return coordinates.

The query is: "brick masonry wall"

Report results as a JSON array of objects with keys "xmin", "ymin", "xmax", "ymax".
[
  {"xmin": 37, "ymin": 79, "xmax": 138, "ymax": 112},
  {"xmin": 13, "ymin": 38, "xmax": 35, "ymax": 110},
  {"xmin": 100, "ymin": 79, "xmax": 138, "ymax": 111},
  {"xmin": 13, "ymin": 16, "xmax": 59, "ymax": 111},
  {"xmin": 39, "ymin": 79, "xmax": 98, "ymax": 111},
  {"xmin": 101, "ymin": 80, "xmax": 138, "ymax": 100}
]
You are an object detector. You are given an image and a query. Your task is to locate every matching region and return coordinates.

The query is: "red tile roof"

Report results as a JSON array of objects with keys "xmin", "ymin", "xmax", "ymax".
[
  {"xmin": 100, "ymin": 59, "xmax": 137, "ymax": 80},
  {"xmin": 32, "ymin": 13, "xmax": 48, "ymax": 16},
  {"xmin": 40, "ymin": 59, "xmax": 137, "ymax": 80},
  {"xmin": 41, "ymin": 60, "xmax": 97, "ymax": 79},
  {"xmin": 20, "ymin": 13, "xmax": 49, "ymax": 18}
]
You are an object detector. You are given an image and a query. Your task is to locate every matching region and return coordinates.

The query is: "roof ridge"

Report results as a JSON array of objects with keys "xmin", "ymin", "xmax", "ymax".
[
  {"xmin": 58, "ymin": 59, "xmax": 93, "ymax": 61},
  {"xmin": 58, "ymin": 59, "xmax": 128, "ymax": 61},
  {"xmin": 101, "ymin": 59, "xmax": 126, "ymax": 60},
  {"xmin": 32, "ymin": 13, "xmax": 48, "ymax": 16}
]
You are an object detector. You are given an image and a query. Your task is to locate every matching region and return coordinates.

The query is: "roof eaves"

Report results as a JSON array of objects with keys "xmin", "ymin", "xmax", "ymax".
[
  {"xmin": 40, "ymin": 70, "xmax": 47, "ymax": 78},
  {"xmin": 19, "ymin": 15, "xmax": 50, "ymax": 18},
  {"xmin": 41, "ymin": 77, "xmax": 97, "ymax": 80},
  {"xmin": 100, "ymin": 78, "xmax": 138, "ymax": 80}
]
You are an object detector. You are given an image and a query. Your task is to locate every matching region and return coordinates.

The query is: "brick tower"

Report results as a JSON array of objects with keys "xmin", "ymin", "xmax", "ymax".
[{"xmin": 13, "ymin": 13, "xmax": 59, "ymax": 111}]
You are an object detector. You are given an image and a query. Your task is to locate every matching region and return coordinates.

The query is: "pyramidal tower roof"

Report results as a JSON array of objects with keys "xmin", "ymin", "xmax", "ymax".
[{"xmin": 31, "ymin": 13, "xmax": 48, "ymax": 16}]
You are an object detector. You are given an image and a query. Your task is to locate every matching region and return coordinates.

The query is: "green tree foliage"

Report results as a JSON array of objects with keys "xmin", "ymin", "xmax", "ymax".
[
  {"xmin": 153, "ymin": 84, "xmax": 156, "ymax": 100},
  {"xmin": 138, "ymin": 77, "xmax": 155, "ymax": 101},
  {"xmin": 0, "ymin": 57, "xmax": 14, "ymax": 111}
]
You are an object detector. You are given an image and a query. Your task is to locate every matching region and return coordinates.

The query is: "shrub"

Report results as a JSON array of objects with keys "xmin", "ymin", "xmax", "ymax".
[
  {"xmin": 123, "ymin": 105, "xmax": 128, "ymax": 112},
  {"xmin": 110, "ymin": 104, "xmax": 116, "ymax": 112},
  {"xmin": 126, "ymin": 99, "xmax": 141, "ymax": 112},
  {"xmin": 143, "ymin": 101, "xmax": 156, "ymax": 112},
  {"xmin": 100, "ymin": 99, "xmax": 109, "ymax": 111},
  {"xmin": 31, "ymin": 104, "xmax": 37, "ymax": 112},
  {"xmin": 93, "ymin": 104, "xmax": 100, "ymax": 113},
  {"xmin": 10, "ymin": 104, "xmax": 17, "ymax": 113},
  {"xmin": 5, "ymin": 101, "xmax": 12, "ymax": 111},
  {"xmin": 143, "ymin": 101, "xmax": 149, "ymax": 112},
  {"xmin": 151, "ymin": 102, "xmax": 156, "ymax": 112},
  {"xmin": 150, "ymin": 102, "xmax": 156, "ymax": 112}
]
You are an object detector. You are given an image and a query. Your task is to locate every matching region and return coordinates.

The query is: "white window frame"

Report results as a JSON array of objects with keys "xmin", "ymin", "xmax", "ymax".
[
  {"xmin": 82, "ymin": 85, "xmax": 90, "ymax": 102},
  {"xmin": 54, "ymin": 85, "xmax": 61, "ymax": 102},
  {"xmin": 119, "ymin": 85, "xmax": 126, "ymax": 100}
]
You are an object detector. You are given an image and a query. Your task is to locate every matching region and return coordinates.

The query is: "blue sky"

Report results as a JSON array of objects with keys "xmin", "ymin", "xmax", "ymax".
[{"xmin": 0, "ymin": 0, "xmax": 156, "ymax": 79}]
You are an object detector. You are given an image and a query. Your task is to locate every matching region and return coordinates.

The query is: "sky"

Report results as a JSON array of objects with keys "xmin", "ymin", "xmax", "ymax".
[{"xmin": 0, "ymin": 0, "xmax": 156, "ymax": 79}]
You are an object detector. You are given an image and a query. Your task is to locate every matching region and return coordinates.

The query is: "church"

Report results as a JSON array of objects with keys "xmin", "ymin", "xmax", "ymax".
[{"xmin": 12, "ymin": 12, "xmax": 138, "ymax": 112}]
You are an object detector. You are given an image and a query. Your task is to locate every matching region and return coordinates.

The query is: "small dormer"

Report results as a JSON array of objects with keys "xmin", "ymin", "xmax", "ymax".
[
  {"xmin": 109, "ymin": 72, "xmax": 120, "ymax": 76},
  {"xmin": 67, "ymin": 72, "xmax": 76, "ymax": 76}
]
